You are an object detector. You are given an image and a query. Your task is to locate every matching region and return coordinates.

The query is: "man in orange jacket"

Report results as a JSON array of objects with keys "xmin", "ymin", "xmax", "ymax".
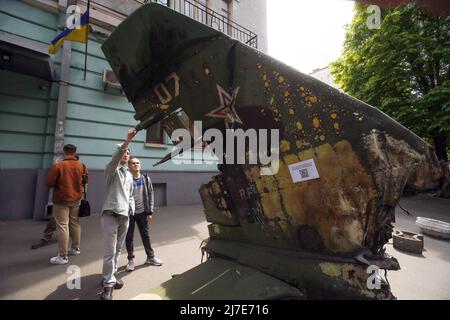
[
  {"xmin": 45, "ymin": 144, "xmax": 88, "ymax": 265},
  {"xmin": 31, "ymin": 154, "xmax": 87, "ymax": 250}
]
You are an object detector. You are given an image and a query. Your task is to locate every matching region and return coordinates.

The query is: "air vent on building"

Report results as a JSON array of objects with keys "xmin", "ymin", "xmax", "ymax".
[{"xmin": 102, "ymin": 69, "xmax": 122, "ymax": 90}]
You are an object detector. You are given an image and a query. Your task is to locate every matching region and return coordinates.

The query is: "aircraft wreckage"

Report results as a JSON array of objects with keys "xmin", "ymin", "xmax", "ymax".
[{"xmin": 101, "ymin": 3, "xmax": 445, "ymax": 299}]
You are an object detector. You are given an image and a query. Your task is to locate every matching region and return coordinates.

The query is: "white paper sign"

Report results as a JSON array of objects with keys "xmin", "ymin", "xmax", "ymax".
[{"xmin": 288, "ymin": 158, "xmax": 320, "ymax": 183}]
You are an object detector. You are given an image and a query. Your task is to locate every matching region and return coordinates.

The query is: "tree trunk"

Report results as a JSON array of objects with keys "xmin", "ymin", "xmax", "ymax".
[{"xmin": 432, "ymin": 133, "xmax": 448, "ymax": 162}]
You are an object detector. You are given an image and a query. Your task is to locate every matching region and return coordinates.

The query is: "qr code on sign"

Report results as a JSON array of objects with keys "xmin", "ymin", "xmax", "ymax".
[{"xmin": 299, "ymin": 168, "xmax": 309, "ymax": 178}]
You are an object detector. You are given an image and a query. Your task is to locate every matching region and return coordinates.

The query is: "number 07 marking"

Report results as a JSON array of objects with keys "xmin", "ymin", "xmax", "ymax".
[{"xmin": 153, "ymin": 72, "xmax": 180, "ymax": 104}]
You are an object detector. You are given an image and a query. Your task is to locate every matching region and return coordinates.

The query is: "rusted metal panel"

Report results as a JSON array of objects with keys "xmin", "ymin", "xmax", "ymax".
[
  {"xmin": 200, "ymin": 177, "xmax": 240, "ymax": 226},
  {"xmin": 102, "ymin": 3, "xmax": 445, "ymax": 299}
]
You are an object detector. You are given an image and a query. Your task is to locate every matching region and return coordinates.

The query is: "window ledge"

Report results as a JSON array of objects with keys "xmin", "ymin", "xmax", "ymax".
[{"xmin": 144, "ymin": 143, "xmax": 171, "ymax": 149}]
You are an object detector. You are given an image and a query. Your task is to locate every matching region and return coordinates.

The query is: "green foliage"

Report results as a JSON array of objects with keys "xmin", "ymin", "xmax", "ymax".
[{"xmin": 331, "ymin": 3, "xmax": 450, "ymax": 144}]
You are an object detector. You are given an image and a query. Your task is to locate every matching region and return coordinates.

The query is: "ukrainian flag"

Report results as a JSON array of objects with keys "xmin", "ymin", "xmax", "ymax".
[{"xmin": 48, "ymin": 9, "xmax": 89, "ymax": 54}]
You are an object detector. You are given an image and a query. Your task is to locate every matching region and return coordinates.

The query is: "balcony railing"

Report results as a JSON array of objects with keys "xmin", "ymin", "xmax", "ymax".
[{"xmin": 145, "ymin": 0, "xmax": 258, "ymax": 49}]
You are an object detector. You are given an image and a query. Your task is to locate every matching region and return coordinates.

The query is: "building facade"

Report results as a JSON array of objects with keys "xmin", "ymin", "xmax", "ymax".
[
  {"xmin": 0, "ymin": 0, "xmax": 268, "ymax": 220},
  {"xmin": 308, "ymin": 66, "xmax": 341, "ymax": 91}
]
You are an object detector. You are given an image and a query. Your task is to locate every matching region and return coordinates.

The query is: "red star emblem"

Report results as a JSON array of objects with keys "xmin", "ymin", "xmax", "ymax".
[{"xmin": 206, "ymin": 84, "xmax": 243, "ymax": 128}]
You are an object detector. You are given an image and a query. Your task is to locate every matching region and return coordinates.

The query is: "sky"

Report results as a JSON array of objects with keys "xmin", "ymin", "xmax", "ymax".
[{"xmin": 267, "ymin": 0, "xmax": 356, "ymax": 74}]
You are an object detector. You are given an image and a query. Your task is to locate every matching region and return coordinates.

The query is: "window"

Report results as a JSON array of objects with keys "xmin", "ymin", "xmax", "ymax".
[
  {"xmin": 146, "ymin": 121, "xmax": 165, "ymax": 144},
  {"xmin": 145, "ymin": 0, "xmax": 169, "ymax": 5}
]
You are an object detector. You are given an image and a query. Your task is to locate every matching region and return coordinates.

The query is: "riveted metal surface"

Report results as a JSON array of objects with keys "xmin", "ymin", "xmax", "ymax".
[{"xmin": 102, "ymin": 3, "xmax": 445, "ymax": 299}]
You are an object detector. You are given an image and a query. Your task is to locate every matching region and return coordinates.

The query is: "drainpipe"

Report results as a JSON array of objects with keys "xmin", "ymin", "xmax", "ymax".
[
  {"xmin": 43, "ymin": 0, "xmax": 75, "ymax": 218},
  {"xmin": 53, "ymin": 41, "xmax": 71, "ymax": 163},
  {"xmin": 52, "ymin": 0, "xmax": 75, "ymax": 163},
  {"xmin": 226, "ymin": 0, "xmax": 232, "ymax": 36}
]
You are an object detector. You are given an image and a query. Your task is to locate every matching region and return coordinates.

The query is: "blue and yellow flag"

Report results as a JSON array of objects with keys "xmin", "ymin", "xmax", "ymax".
[{"xmin": 48, "ymin": 8, "xmax": 89, "ymax": 54}]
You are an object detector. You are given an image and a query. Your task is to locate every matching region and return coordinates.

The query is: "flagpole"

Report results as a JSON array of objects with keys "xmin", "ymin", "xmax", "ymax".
[{"xmin": 83, "ymin": 0, "xmax": 90, "ymax": 80}]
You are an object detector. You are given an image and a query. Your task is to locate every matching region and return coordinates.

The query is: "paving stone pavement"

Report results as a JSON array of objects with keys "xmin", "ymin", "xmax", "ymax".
[{"xmin": 0, "ymin": 194, "xmax": 449, "ymax": 300}]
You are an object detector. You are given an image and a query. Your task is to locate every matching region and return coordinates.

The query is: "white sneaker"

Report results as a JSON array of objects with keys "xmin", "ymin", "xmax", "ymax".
[
  {"xmin": 126, "ymin": 259, "xmax": 135, "ymax": 272},
  {"xmin": 68, "ymin": 248, "xmax": 80, "ymax": 255},
  {"xmin": 50, "ymin": 255, "xmax": 68, "ymax": 265},
  {"xmin": 145, "ymin": 257, "xmax": 163, "ymax": 266}
]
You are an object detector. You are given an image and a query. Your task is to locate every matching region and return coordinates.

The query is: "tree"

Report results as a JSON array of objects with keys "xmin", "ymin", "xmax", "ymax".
[{"xmin": 331, "ymin": 3, "xmax": 450, "ymax": 162}]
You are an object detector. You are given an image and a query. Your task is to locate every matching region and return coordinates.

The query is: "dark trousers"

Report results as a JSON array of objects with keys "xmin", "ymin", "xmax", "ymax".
[
  {"xmin": 125, "ymin": 213, "xmax": 154, "ymax": 260},
  {"xmin": 42, "ymin": 215, "xmax": 56, "ymax": 242}
]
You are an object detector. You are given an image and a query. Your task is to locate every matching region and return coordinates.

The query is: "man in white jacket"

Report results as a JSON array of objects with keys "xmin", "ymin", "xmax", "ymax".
[{"xmin": 100, "ymin": 128, "xmax": 137, "ymax": 300}]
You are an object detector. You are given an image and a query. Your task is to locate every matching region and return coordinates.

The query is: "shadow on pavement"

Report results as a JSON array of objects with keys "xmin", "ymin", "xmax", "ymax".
[
  {"xmin": 116, "ymin": 262, "xmax": 165, "ymax": 281},
  {"xmin": 44, "ymin": 273, "xmax": 104, "ymax": 300},
  {"xmin": 0, "ymin": 205, "xmax": 208, "ymax": 299}
]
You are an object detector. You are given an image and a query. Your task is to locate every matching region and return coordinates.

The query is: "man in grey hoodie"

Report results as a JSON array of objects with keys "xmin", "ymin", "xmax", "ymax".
[{"xmin": 100, "ymin": 128, "xmax": 137, "ymax": 300}]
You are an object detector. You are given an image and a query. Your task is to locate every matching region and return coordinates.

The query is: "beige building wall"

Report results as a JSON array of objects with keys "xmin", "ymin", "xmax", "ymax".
[
  {"xmin": 309, "ymin": 66, "xmax": 342, "ymax": 91},
  {"xmin": 205, "ymin": 0, "xmax": 268, "ymax": 53},
  {"xmin": 31, "ymin": 0, "xmax": 267, "ymax": 52}
]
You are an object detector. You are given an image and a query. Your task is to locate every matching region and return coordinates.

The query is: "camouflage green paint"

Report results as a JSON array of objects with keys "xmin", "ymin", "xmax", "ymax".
[{"xmin": 102, "ymin": 3, "xmax": 445, "ymax": 299}]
